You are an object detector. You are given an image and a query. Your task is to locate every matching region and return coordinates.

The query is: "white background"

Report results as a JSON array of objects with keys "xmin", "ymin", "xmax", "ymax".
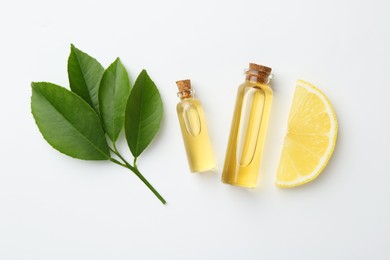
[{"xmin": 0, "ymin": 0, "xmax": 389, "ymax": 259}]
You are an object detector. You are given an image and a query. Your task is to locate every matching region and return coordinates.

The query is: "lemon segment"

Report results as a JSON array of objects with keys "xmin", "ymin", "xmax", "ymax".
[{"xmin": 276, "ymin": 80, "xmax": 338, "ymax": 188}]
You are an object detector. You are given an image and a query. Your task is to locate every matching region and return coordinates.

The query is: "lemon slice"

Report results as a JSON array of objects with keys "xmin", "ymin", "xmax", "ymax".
[{"xmin": 276, "ymin": 80, "xmax": 338, "ymax": 188}]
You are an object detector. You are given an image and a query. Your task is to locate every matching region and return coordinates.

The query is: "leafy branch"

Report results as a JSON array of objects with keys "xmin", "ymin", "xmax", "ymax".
[{"xmin": 31, "ymin": 44, "xmax": 166, "ymax": 204}]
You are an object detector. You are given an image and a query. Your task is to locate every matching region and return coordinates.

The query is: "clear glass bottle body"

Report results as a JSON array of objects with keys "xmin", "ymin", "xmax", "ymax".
[
  {"xmin": 222, "ymin": 80, "xmax": 273, "ymax": 187},
  {"xmin": 177, "ymin": 97, "xmax": 215, "ymax": 172}
]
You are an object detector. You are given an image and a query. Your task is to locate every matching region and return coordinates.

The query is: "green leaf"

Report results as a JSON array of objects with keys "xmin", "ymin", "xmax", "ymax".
[
  {"xmin": 99, "ymin": 58, "xmax": 132, "ymax": 142},
  {"xmin": 125, "ymin": 70, "xmax": 163, "ymax": 158},
  {"xmin": 68, "ymin": 44, "xmax": 104, "ymax": 114},
  {"xmin": 31, "ymin": 82, "xmax": 110, "ymax": 160}
]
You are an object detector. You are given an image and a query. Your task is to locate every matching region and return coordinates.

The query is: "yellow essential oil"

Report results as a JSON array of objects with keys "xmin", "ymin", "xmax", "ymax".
[
  {"xmin": 222, "ymin": 63, "xmax": 273, "ymax": 188},
  {"xmin": 176, "ymin": 80, "xmax": 215, "ymax": 173}
]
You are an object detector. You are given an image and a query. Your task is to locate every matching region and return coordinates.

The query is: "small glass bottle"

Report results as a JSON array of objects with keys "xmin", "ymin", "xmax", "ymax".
[
  {"xmin": 222, "ymin": 63, "xmax": 273, "ymax": 188},
  {"xmin": 176, "ymin": 79, "xmax": 215, "ymax": 173}
]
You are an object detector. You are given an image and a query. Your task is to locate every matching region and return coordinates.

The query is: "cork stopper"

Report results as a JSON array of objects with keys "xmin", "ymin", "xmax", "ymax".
[
  {"xmin": 246, "ymin": 63, "xmax": 273, "ymax": 84},
  {"xmin": 249, "ymin": 63, "xmax": 272, "ymax": 74},
  {"xmin": 176, "ymin": 79, "xmax": 193, "ymax": 99}
]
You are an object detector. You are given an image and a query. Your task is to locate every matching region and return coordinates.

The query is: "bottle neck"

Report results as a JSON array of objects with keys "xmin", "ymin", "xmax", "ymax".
[
  {"xmin": 245, "ymin": 71, "xmax": 272, "ymax": 85},
  {"xmin": 177, "ymin": 90, "xmax": 194, "ymax": 100}
]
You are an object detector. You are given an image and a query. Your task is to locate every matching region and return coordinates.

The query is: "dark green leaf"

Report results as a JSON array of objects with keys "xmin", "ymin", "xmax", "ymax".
[
  {"xmin": 67, "ymin": 44, "xmax": 104, "ymax": 114},
  {"xmin": 99, "ymin": 58, "xmax": 131, "ymax": 142},
  {"xmin": 125, "ymin": 70, "xmax": 163, "ymax": 158},
  {"xmin": 31, "ymin": 82, "xmax": 110, "ymax": 160}
]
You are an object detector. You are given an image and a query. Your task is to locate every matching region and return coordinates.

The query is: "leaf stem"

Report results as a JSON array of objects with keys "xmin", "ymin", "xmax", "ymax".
[
  {"xmin": 133, "ymin": 157, "xmax": 138, "ymax": 167},
  {"xmin": 110, "ymin": 158, "xmax": 127, "ymax": 168},
  {"xmin": 111, "ymin": 143, "xmax": 131, "ymax": 167},
  {"xmin": 109, "ymin": 143, "xmax": 166, "ymax": 204}
]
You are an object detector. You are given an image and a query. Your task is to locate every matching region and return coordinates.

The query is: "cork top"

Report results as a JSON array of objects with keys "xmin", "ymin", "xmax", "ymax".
[
  {"xmin": 249, "ymin": 63, "xmax": 272, "ymax": 74},
  {"xmin": 246, "ymin": 63, "xmax": 273, "ymax": 84},
  {"xmin": 176, "ymin": 79, "xmax": 193, "ymax": 99}
]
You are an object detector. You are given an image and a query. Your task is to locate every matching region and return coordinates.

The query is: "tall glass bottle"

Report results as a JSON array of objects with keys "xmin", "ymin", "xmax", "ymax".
[
  {"xmin": 222, "ymin": 63, "xmax": 273, "ymax": 188},
  {"xmin": 176, "ymin": 79, "xmax": 215, "ymax": 173}
]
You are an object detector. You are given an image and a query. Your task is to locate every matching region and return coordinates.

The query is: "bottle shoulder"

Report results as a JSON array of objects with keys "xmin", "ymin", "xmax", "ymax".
[
  {"xmin": 177, "ymin": 98, "xmax": 202, "ymax": 109},
  {"xmin": 238, "ymin": 81, "xmax": 273, "ymax": 95}
]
